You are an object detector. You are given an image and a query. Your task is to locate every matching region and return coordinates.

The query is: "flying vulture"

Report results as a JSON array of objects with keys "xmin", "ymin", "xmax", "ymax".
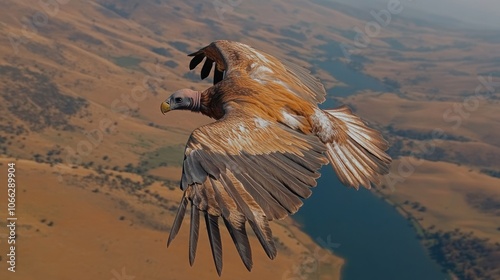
[{"xmin": 160, "ymin": 40, "xmax": 391, "ymax": 275}]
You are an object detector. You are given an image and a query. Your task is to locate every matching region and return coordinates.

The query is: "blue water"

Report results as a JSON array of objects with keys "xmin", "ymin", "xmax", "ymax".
[
  {"xmin": 315, "ymin": 40, "xmax": 389, "ymax": 98},
  {"xmin": 291, "ymin": 41, "xmax": 448, "ymax": 279},
  {"xmin": 316, "ymin": 58, "xmax": 388, "ymax": 98},
  {"xmin": 294, "ymin": 168, "xmax": 447, "ymax": 280}
]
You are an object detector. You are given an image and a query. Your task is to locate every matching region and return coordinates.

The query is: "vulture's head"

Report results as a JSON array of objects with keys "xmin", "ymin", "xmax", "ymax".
[{"xmin": 161, "ymin": 89, "xmax": 201, "ymax": 114}]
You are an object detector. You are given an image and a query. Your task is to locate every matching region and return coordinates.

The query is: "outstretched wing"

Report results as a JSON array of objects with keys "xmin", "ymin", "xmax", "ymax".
[
  {"xmin": 188, "ymin": 40, "xmax": 327, "ymax": 103},
  {"xmin": 167, "ymin": 110, "xmax": 328, "ymax": 275}
]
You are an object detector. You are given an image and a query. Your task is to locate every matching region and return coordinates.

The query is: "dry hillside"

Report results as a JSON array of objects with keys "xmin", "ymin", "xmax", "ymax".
[{"xmin": 0, "ymin": 0, "xmax": 499, "ymax": 279}]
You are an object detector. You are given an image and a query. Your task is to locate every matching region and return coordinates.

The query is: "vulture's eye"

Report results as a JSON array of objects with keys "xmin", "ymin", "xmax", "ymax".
[{"xmin": 175, "ymin": 97, "xmax": 182, "ymax": 103}]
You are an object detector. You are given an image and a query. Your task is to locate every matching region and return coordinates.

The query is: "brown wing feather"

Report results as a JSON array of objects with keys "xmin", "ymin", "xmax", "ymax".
[
  {"xmin": 280, "ymin": 59, "xmax": 327, "ymax": 103},
  {"xmin": 188, "ymin": 200, "xmax": 200, "ymax": 266},
  {"xmin": 167, "ymin": 110, "xmax": 328, "ymax": 274},
  {"xmin": 188, "ymin": 40, "xmax": 326, "ymax": 103},
  {"xmin": 324, "ymin": 105, "xmax": 391, "ymax": 189}
]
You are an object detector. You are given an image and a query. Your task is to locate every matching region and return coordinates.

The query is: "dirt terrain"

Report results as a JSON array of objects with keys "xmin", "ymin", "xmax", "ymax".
[{"xmin": 0, "ymin": 0, "xmax": 499, "ymax": 279}]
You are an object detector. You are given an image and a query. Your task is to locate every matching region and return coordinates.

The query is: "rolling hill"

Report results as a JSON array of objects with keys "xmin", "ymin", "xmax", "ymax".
[{"xmin": 0, "ymin": 0, "xmax": 499, "ymax": 279}]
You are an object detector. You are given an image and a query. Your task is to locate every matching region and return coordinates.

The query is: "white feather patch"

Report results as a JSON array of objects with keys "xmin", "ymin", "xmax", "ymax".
[
  {"xmin": 312, "ymin": 109, "xmax": 335, "ymax": 141},
  {"xmin": 251, "ymin": 65, "xmax": 272, "ymax": 76},
  {"xmin": 238, "ymin": 124, "xmax": 247, "ymax": 133},
  {"xmin": 253, "ymin": 50, "xmax": 271, "ymax": 64},
  {"xmin": 250, "ymin": 65, "xmax": 273, "ymax": 84},
  {"xmin": 281, "ymin": 110, "xmax": 302, "ymax": 129},
  {"xmin": 254, "ymin": 117, "xmax": 270, "ymax": 128}
]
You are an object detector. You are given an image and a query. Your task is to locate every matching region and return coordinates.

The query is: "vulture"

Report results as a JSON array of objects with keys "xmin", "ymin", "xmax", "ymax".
[{"xmin": 160, "ymin": 40, "xmax": 391, "ymax": 275}]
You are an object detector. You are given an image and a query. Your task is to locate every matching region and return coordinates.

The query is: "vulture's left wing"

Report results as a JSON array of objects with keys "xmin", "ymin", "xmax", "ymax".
[
  {"xmin": 188, "ymin": 40, "xmax": 327, "ymax": 104},
  {"xmin": 167, "ymin": 109, "xmax": 327, "ymax": 275}
]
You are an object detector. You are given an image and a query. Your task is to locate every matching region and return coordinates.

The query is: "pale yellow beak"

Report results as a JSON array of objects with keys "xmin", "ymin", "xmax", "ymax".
[{"xmin": 160, "ymin": 101, "xmax": 170, "ymax": 114}]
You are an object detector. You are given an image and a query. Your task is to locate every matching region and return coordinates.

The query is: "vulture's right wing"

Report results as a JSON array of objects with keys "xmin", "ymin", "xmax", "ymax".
[{"xmin": 167, "ymin": 109, "xmax": 328, "ymax": 275}]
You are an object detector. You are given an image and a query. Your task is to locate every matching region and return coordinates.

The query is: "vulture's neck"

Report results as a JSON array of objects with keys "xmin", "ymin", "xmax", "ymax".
[
  {"xmin": 199, "ymin": 87, "xmax": 225, "ymax": 120},
  {"xmin": 190, "ymin": 90, "xmax": 201, "ymax": 112}
]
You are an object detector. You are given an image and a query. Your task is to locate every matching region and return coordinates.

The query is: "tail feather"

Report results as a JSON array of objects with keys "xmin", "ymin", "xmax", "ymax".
[{"xmin": 321, "ymin": 105, "xmax": 391, "ymax": 189}]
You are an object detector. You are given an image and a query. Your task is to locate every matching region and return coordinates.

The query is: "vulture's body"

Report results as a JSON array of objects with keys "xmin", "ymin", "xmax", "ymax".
[{"xmin": 161, "ymin": 40, "xmax": 391, "ymax": 275}]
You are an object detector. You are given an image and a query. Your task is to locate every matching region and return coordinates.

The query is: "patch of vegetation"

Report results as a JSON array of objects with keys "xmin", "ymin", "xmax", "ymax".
[
  {"xmin": 404, "ymin": 200, "xmax": 428, "ymax": 212},
  {"xmin": 381, "ymin": 38, "xmax": 406, "ymax": 51},
  {"xmin": 385, "ymin": 126, "xmax": 460, "ymax": 160},
  {"xmin": 202, "ymin": 18, "xmax": 224, "ymax": 35},
  {"xmin": 385, "ymin": 136, "xmax": 448, "ymax": 162},
  {"xmin": 480, "ymin": 169, "xmax": 500, "ymax": 179},
  {"xmin": 478, "ymin": 71, "xmax": 500, "ymax": 78},
  {"xmin": 312, "ymin": 0, "xmax": 371, "ymax": 22},
  {"xmin": 406, "ymin": 75, "xmax": 430, "ymax": 85},
  {"xmin": 25, "ymin": 42, "xmax": 66, "ymax": 65},
  {"xmin": 151, "ymin": 47, "xmax": 172, "ymax": 57},
  {"xmin": 140, "ymin": 144, "xmax": 185, "ymax": 169},
  {"xmin": 449, "ymin": 69, "xmax": 469, "ymax": 77},
  {"xmin": 423, "ymin": 228, "xmax": 500, "ymax": 280},
  {"xmin": 164, "ymin": 60, "xmax": 178, "ymax": 68},
  {"xmin": 112, "ymin": 56, "xmax": 142, "ymax": 68},
  {"xmin": 465, "ymin": 193, "xmax": 500, "ymax": 216},
  {"xmin": 392, "ymin": 56, "xmax": 430, "ymax": 62},
  {"xmin": 0, "ymin": 135, "xmax": 7, "ymax": 154},
  {"xmin": 183, "ymin": 71, "xmax": 202, "ymax": 82},
  {"xmin": 413, "ymin": 45, "xmax": 451, "ymax": 53},
  {"xmin": 468, "ymin": 31, "xmax": 500, "ymax": 44},
  {"xmin": 170, "ymin": 41, "xmax": 190, "ymax": 53},
  {"xmin": 347, "ymin": 54, "xmax": 371, "ymax": 71},
  {"xmin": 0, "ymin": 122, "xmax": 26, "ymax": 136},
  {"xmin": 30, "ymin": 145, "xmax": 64, "ymax": 165},
  {"xmin": 113, "ymin": 145, "xmax": 184, "ymax": 177},
  {"xmin": 386, "ymin": 126, "xmax": 470, "ymax": 142},
  {"xmin": 417, "ymin": 146, "xmax": 448, "ymax": 162},
  {"xmin": 92, "ymin": 25, "xmax": 116, "ymax": 38},
  {"xmin": 280, "ymin": 27, "xmax": 307, "ymax": 41},
  {"xmin": 382, "ymin": 77, "xmax": 401, "ymax": 90},
  {"xmin": 276, "ymin": 38, "xmax": 303, "ymax": 48},
  {"xmin": 386, "ymin": 138, "xmax": 405, "ymax": 158},
  {"xmin": 416, "ymin": 63, "xmax": 437, "ymax": 70},
  {"xmin": 67, "ymin": 32, "xmax": 103, "ymax": 45},
  {"xmin": 0, "ymin": 65, "xmax": 88, "ymax": 131},
  {"xmin": 101, "ymin": 2, "xmax": 135, "ymax": 18},
  {"xmin": 334, "ymin": 29, "xmax": 358, "ymax": 41}
]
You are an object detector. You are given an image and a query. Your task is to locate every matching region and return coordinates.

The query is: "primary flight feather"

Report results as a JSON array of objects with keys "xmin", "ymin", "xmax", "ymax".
[{"xmin": 160, "ymin": 40, "xmax": 391, "ymax": 275}]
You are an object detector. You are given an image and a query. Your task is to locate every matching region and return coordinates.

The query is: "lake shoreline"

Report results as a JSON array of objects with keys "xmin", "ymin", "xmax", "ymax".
[
  {"xmin": 369, "ymin": 187, "xmax": 457, "ymax": 279},
  {"xmin": 292, "ymin": 183, "xmax": 455, "ymax": 280},
  {"xmin": 291, "ymin": 165, "xmax": 448, "ymax": 280}
]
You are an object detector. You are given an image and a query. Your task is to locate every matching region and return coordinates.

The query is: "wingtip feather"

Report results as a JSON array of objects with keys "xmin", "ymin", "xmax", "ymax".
[
  {"xmin": 201, "ymin": 58, "xmax": 214, "ymax": 80},
  {"xmin": 205, "ymin": 213, "xmax": 223, "ymax": 276},
  {"xmin": 189, "ymin": 202, "xmax": 200, "ymax": 266},
  {"xmin": 222, "ymin": 218, "xmax": 253, "ymax": 271},
  {"xmin": 189, "ymin": 54, "xmax": 205, "ymax": 70},
  {"xmin": 167, "ymin": 194, "xmax": 189, "ymax": 247},
  {"xmin": 248, "ymin": 219, "xmax": 277, "ymax": 260}
]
